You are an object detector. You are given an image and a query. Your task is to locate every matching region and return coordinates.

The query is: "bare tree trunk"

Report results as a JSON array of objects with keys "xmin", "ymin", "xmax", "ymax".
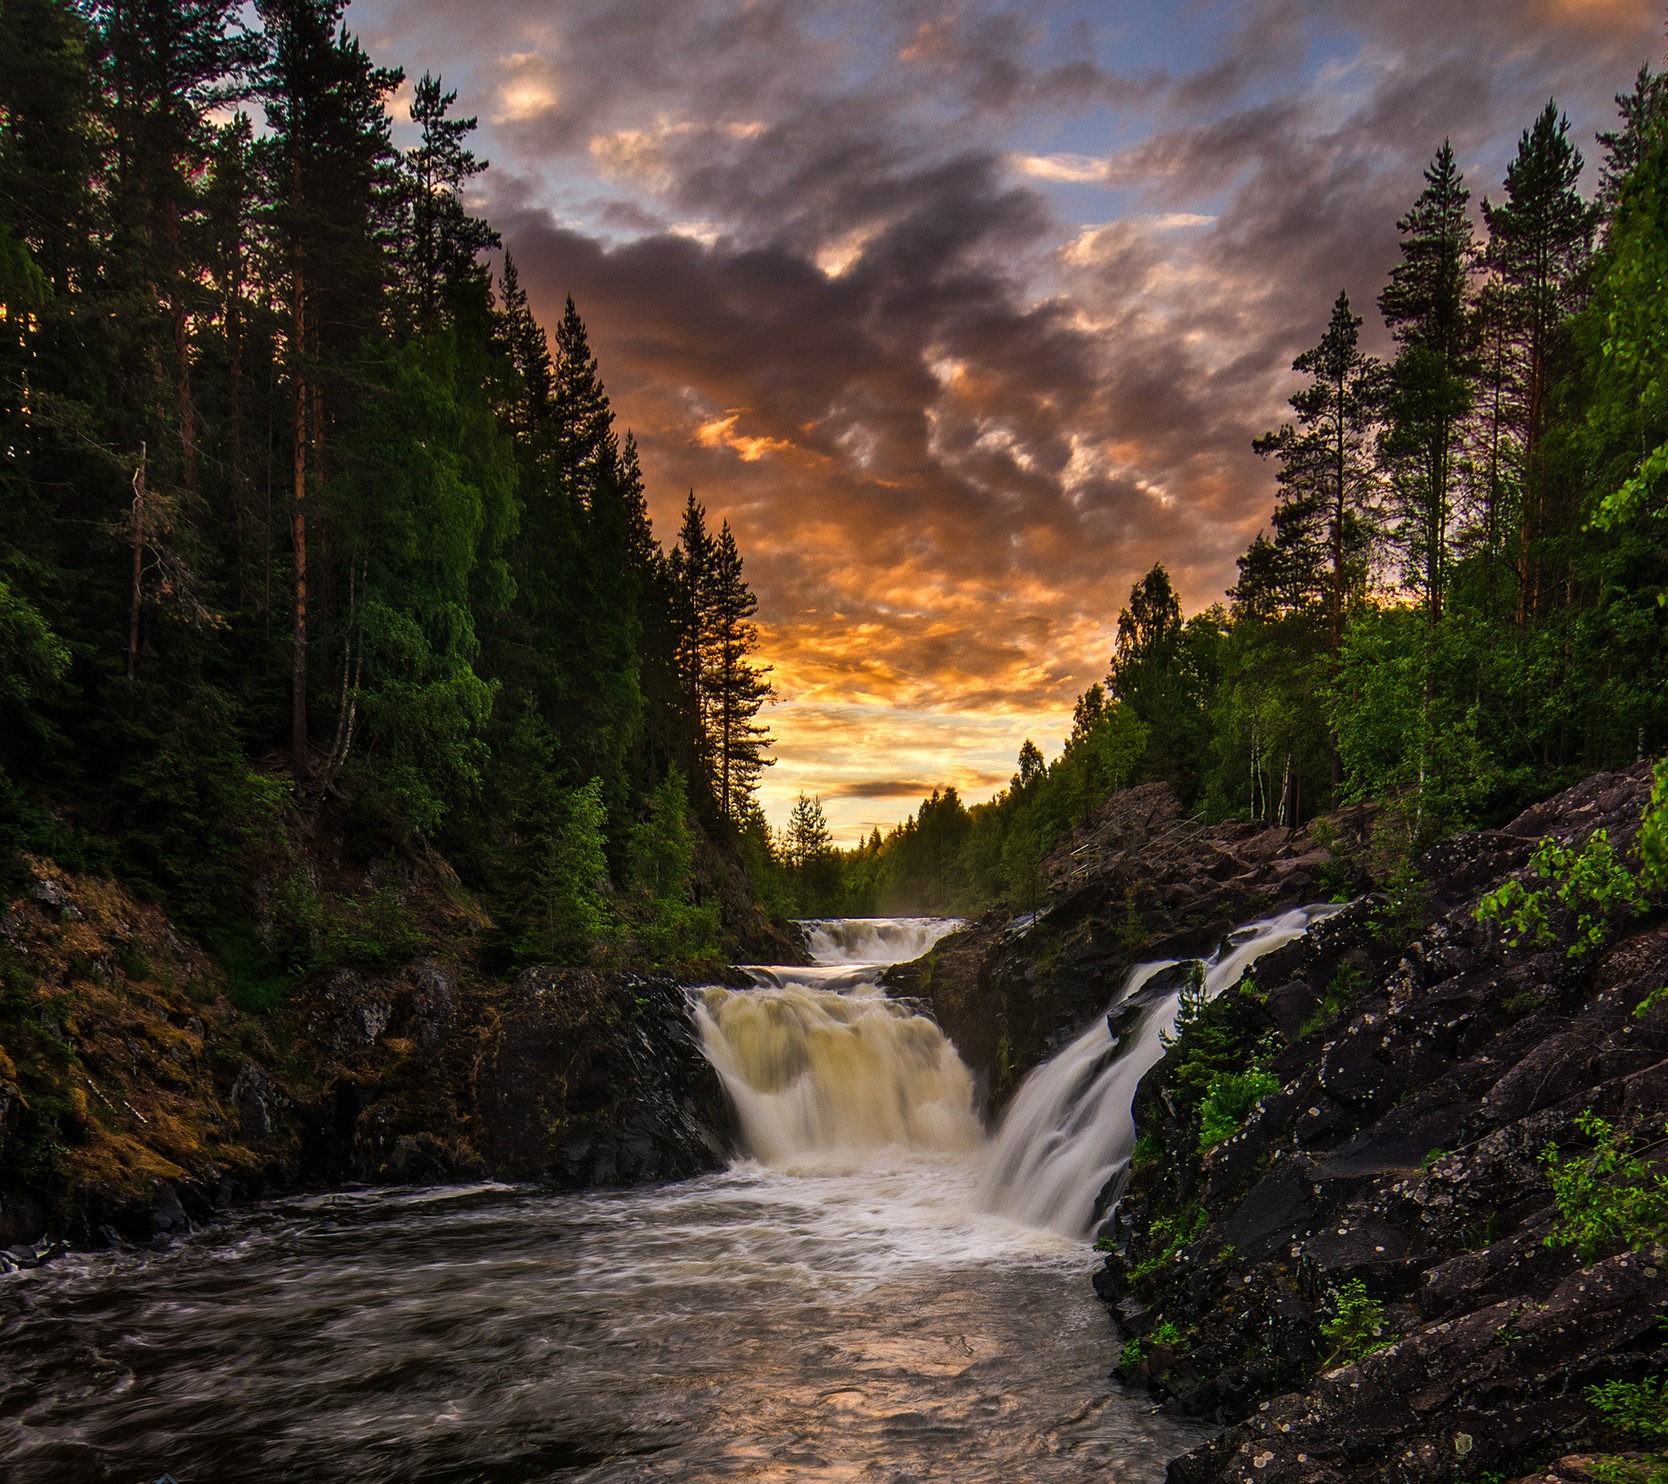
[
  {"xmin": 127, "ymin": 442, "xmax": 147, "ymax": 681},
  {"xmin": 291, "ymin": 265, "xmax": 310, "ymax": 780}
]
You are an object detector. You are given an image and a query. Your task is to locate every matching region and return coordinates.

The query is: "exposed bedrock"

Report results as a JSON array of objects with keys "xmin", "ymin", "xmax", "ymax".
[{"xmin": 1086, "ymin": 763, "xmax": 1668, "ymax": 1483}]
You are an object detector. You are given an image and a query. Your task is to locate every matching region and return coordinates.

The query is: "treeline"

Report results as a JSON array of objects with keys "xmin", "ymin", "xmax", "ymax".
[
  {"xmin": 0, "ymin": 0, "xmax": 776, "ymax": 972},
  {"xmin": 832, "ymin": 72, "xmax": 1668, "ymax": 918}
]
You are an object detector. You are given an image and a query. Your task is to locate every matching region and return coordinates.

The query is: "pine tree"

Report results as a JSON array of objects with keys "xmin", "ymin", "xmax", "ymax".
[
  {"xmin": 399, "ymin": 72, "xmax": 497, "ymax": 335},
  {"xmin": 95, "ymin": 0, "xmax": 262, "ymax": 502},
  {"xmin": 550, "ymin": 295, "xmax": 617, "ymax": 507},
  {"xmin": 707, "ymin": 520, "xmax": 774, "ymax": 820},
  {"xmin": 1379, "ymin": 141, "xmax": 1480, "ymax": 622},
  {"xmin": 1597, "ymin": 65, "xmax": 1667, "ymax": 212},
  {"xmin": 1481, "ymin": 102, "xmax": 1598, "ymax": 623},
  {"xmin": 670, "ymin": 492, "xmax": 716, "ymax": 793},
  {"xmin": 1253, "ymin": 291, "xmax": 1384, "ymax": 649},
  {"xmin": 257, "ymin": 0, "xmax": 402, "ymax": 777}
]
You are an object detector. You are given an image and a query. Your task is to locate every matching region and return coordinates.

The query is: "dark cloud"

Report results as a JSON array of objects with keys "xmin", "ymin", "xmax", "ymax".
[
  {"xmin": 356, "ymin": 0, "xmax": 1663, "ymax": 834},
  {"xmin": 823, "ymin": 779, "xmax": 944, "ymax": 800}
]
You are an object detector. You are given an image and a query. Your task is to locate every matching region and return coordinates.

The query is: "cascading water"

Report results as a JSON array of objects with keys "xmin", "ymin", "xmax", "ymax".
[
  {"xmin": 1, "ymin": 908, "xmax": 1337, "ymax": 1484},
  {"xmin": 694, "ymin": 905, "xmax": 1335, "ymax": 1237},
  {"xmin": 695, "ymin": 916, "xmax": 983, "ymax": 1163},
  {"xmin": 976, "ymin": 905, "xmax": 1340, "ymax": 1236}
]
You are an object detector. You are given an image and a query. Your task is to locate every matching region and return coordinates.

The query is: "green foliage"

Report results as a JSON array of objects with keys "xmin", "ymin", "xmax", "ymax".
[
  {"xmin": 1635, "ymin": 985, "xmax": 1668, "ymax": 1019},
  {"xmin": 1476, "ymin": 829, "xmax": 1647, "ymax": 956},
  {"xmin": 1131, "ymin": 1128, "xmax": 1163, "ymax": 1171},
  {"xmin": 620, "ymin": 770, "xmax": 718, "ymax": 966},
  {"xmin": 1128, "ymin": 1204, "xmax": 1207, "ymax": 1281},
  {"xmin": 514, "ymin": 778, "xmax": 612, "ymax": 965},
  {"xmin": 1300, "ymin": 962, "xmax": 1364, "ymax": 1037},
  {"xmin": 1589, "ymin": 1378, "xmax": 1668, "ymax": 1444},
  {"xmin": 1197, "ymin": 1067, "xmax": 1282, "ymax": 1150},
  {"xmin": 1541, "ymin": 1110, "xmax": 1668, "ymax": 1260},
  {"xmin": 1321, "ymin": 1278, "xmax": 1397, "ymax": 1364}
]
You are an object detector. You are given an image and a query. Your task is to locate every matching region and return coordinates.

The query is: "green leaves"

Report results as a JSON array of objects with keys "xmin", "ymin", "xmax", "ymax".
[
  {"xmin": 1476, "ymin": 828, "xmax": 1647, "ymax": 957},
  {"xmin": 1541, "ymin": 1110, "xmax": 1668, "ymax": 1260},
  {"xmin": 1321, "ymin": 1279, "xmax": 1397, "ymax": 1365}
]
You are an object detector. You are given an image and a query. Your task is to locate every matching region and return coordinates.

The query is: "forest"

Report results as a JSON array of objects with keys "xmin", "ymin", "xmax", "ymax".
[
  {"xmin": 4, "ymin": 1, "xmax": 1668, "ymax": 964},
  {"xmin": 0, "ymin": 0, "xmax": 783, "ymax": 978},
  {"xmin": 816, "ymin": 73, "xmax": 1668, "ymax": 919}
]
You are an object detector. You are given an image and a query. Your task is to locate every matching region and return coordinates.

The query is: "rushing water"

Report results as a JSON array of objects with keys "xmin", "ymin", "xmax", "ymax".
[{"xmin": 0, "ymin": 912, "xmax": 1328, "ymax": 1483}]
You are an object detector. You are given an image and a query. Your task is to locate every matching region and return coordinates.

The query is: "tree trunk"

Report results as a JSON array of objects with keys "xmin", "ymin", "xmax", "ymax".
[
  {"xmin": 127, "ymin": 442, "xmax": 147, "ymax": 681},
  {"xmin": 291, "ymin": 266, "xmax": 310, "ymax": 781}
]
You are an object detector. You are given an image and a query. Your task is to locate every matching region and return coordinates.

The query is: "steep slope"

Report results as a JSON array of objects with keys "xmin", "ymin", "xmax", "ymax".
[{"xmin": 1096, "ymin": 763, "xmax": 1668, "ymax": 1482}]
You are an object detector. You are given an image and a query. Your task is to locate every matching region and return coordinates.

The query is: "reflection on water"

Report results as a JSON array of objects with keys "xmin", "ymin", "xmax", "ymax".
[{"xmin": 0, "ymin": 1171, "xmax": 1208, "ymax": 1483}]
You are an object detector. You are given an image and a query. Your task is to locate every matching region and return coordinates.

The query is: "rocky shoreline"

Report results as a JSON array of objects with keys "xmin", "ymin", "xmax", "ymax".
[
  {"xmin": 888, "ymin": 763, "xmax": 1666, "ymax": 1482},
  {"xmin": 0, "ymin": 864, "xmax": 733, "ymax": 1258}
]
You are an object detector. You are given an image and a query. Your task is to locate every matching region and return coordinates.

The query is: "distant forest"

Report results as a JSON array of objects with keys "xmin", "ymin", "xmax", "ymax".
[
  {"xmin": 805, "ymin": 64, "xmax": 1668, "ymax": 918},
  {"xmin": 0, "ymin": 0, "xmax": 779, "ymax": 972}
]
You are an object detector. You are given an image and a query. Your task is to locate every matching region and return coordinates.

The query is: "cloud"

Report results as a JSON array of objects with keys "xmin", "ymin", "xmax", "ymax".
[{"xmin": 356, "ymin": 0, "xmax": 1663, "ymax": 838}]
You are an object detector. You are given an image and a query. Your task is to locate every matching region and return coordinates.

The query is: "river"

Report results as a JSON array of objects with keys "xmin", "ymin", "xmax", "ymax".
[{"xmin": 0, "ymin": 913, "xmax": 1326, "ymax": 1483}]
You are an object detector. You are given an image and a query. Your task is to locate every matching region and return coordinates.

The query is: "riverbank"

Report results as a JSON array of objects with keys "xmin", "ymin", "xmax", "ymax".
[
  {"xmin": 0, "ymin": 855, "xmax": 734, "ymax": 1256},
  {"xmin": 1090, "ymin": 763, "xmax": 1668, "ymax": 1481}
]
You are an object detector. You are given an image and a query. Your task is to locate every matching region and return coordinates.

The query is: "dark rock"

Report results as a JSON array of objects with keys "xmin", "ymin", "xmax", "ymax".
[
  {"xmin": 474, "ymin": 969, "xmax": 731, "ymax": 1186},
  {"xmin": 148, "ymin": 1180, "xmax": 191, "ymax": 1241},
  {"xmin": 230, "ymin": 1060, "xmax": 282, "ymax": 1141}
]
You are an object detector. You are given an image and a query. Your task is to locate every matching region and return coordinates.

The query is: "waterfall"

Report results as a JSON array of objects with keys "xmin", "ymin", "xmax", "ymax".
[
  {"xmin": 692, "ymin": 906, "xmax": 1335, "ymax": 1237},
  {"xmin": 975, "ymin": 905, "xmax": 1336, "ymax": 1236},
  {"xmin": 695, "ymin": 915, "xmax": 978, "ymax": 1164},
  {"xmin": 797, "ymin": 916, "xmax": 964, "ymax": 965}
]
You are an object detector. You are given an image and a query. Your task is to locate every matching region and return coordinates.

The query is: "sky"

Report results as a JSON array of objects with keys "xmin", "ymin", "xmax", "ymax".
[{"xmin": 353, "ymin": 0, "xmax": 1665, "ymax": 842}]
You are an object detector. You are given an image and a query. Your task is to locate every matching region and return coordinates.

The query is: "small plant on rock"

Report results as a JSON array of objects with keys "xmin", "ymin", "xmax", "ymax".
[
  {"xmin": 1587, "ymin": 1374, "xmax": 1668, "ymax": 1484},
  {"xmin": 1320, "ymin": 1278, "xmax": 1396, "ymax": 1364},
  {"xmin": 1197, "ymin": 1065, "xmax": 1282, "ymax": 1150},
  {"xmin": 1541, "ymin": 1110, "xmax": 1668, "ymax": 1260},
  {"xmin": 1476, "ymin": 829, "xmax": 1647, "ymax": 958}
]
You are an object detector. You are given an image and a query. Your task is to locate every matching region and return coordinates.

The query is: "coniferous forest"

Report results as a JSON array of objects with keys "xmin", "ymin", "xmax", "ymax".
[
  {"xmin": 4, "ymin": 0, "xmax": 1668, "ymax": 957},
  {"xmin": 0, "ymin": 0, "xmax": 779, "ymax": 979},
  {"xmin": 824, "ymin": 76, "xmax": 1668, "ymax": 919}
]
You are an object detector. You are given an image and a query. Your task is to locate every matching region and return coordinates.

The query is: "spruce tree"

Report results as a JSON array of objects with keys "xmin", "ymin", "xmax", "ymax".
[
  {"xmin": 1481, "ymin": 102, "xmax": 1597, "ymax": 622},
  {"xmin": 1379, "ymin": 141, "xmax": 1480, "ymax": 622},
  {"xmin": 707, "ymin": 521, "xmax": 774, "ymax": 820}
]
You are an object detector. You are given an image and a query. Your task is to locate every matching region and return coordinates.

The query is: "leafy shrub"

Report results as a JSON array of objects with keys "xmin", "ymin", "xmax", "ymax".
[
  {"xmin": 1128, "ymin": 1204, "xmax": 1207, "ymax": 1280},
  {"xmin": 1589, "ymin": 1377, "xmax": 1668, "ymax": 1444},
  {"xmin": 1477, "ymin": 829, "xmax": 1647, "ymax": 957},
  {"xmin": 1320, "ymin": 1278, "xmax": 1396, "ymax": 1364},
  {"xmin": 1300, "ymin": 961, "xmax": 1364, "ymax": 1037},
  {"xmin": 1541, "ymin": 1110, "xmax": 1668, "ymax": 1259},
  {"xmin": 1587, "ymin": 1374, "xmax": 1668, "ymax": 1484},
  {"xmin": 1198, "ymin": 1066, "xmax": 1282, "ymax": 1150}
]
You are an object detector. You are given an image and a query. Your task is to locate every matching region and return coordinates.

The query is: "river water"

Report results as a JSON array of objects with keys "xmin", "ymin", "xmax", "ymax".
[{"xmin": 0, "ymin": 914, "xmax": 1324, "ymax": 1483}]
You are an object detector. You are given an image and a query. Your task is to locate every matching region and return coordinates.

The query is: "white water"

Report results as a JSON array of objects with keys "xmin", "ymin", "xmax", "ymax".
[
  {"xmin": 697, "ymin": 906, "xmax": 1334, "ymax": 1239},
  {"xmin": 977, "ymin": 905, "xmax": 1336, "ymax": 1236},
  {"xmin": 697, "ymin": 915, "xmax": 980, "ymax": 1164}
]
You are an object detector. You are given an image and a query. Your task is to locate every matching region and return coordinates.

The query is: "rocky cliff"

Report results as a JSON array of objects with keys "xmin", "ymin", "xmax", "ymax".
[
  {"xmin": 0, "ymin": 860, "xmax": 732, "ymax": 1258},
  {"xmin": 886, "ymin": 782, "xmax": 1368, "ymax": 1112},
  {"xmin": 1088, "ymin": 763, "xmax": 1668, "ymax": 1482}
]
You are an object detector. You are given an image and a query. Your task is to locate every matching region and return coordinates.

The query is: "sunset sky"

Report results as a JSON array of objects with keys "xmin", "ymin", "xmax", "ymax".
[{"xmin": 355, "ymin": 0, "xmax": 1664, "ymax": 841}]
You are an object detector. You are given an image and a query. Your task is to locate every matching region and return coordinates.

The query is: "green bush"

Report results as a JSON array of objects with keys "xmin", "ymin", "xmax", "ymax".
[
  {"xmin": 1541, "ymin": 1110, "xmax": 1668, "ymax": 1260},
  {"xmin": 1477, "ymin": 829, "xmax": 1647, "ymax": 957},
  {"xmin": 1198, "ymin": 1066, "xmax": 1282, "ymax": 1150},
  {"xmin": 1320, "ymin": 1278, "xmax": 1396, "ymax": 1364}
]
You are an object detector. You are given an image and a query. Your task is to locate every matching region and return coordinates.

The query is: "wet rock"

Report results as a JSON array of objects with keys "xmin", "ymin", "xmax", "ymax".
[
  {"xmin": 230, "ymin": 1060, "xmax": 283, "ymax": 1141},
  {"xmin": 406, "ymin": 961, "xmax": 457, "ymax": 1056},
  {"xmin": 1078, "ymin": 762, "xmax": 1668, "ymax": 1483},
  {"xmin": 306, "ymin": 969, "xmax": 393, "ymax": 1052},
  {"xmin": 475, "ymin": 969, "xmax": 731, "ymax": 1186},
  {"xmin": 149, "ymin": 1180, "xmax": 191, "ymax": 1242}
]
